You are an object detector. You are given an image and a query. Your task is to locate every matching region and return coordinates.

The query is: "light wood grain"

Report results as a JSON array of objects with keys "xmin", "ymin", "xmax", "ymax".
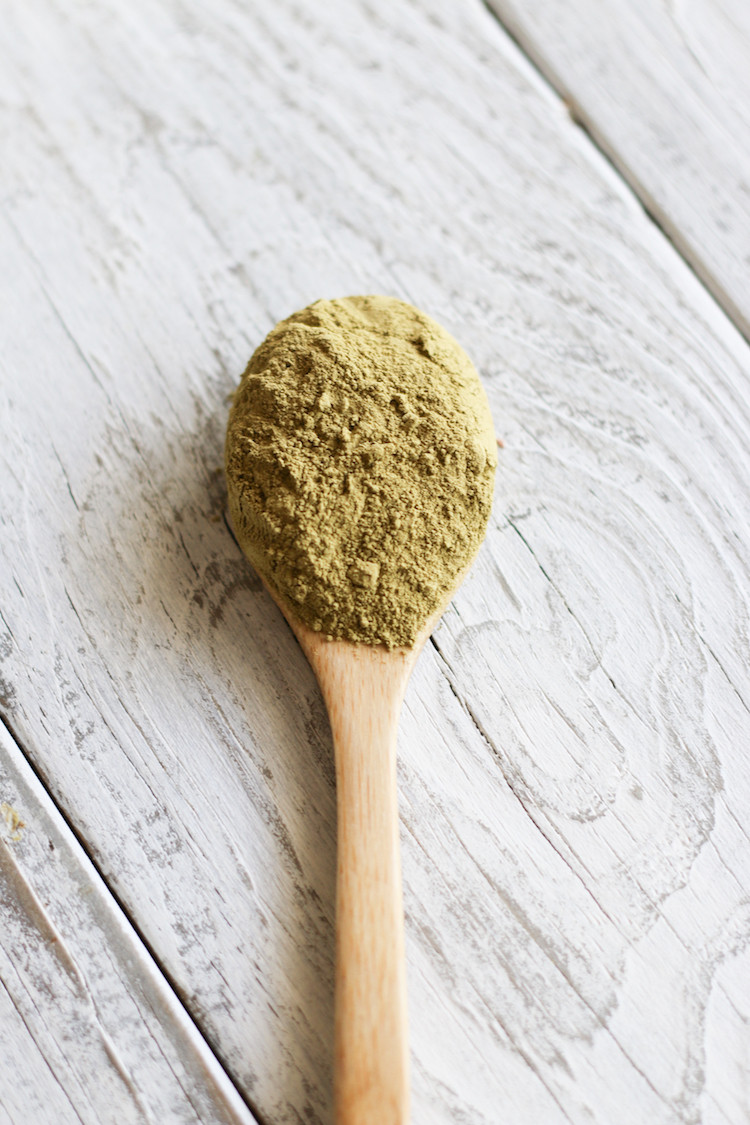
[
  {"xmin": 1, "ymin": 0, "xmax": 750, "ymax": 1123},
  {"xmin": 0, "ymin": 722, "xmax": 256, "ymax": 1125},
  {"xmin": 302, "ymin": 632, "xmax": 414, "ymax": 1125},
  {"xmin": 484, "ymin": 0, "xmax": 750, "ymax": 341},
  {"xmin": 279, "ymin": 570, "xmax": 472, "ymax": 1125}
]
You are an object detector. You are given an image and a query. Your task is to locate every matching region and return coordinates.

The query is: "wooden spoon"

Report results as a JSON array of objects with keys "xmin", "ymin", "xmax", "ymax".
[
  {"xmin": 269, "ymin": 577, "xmax": 469, "ymax": 1125},
  {"xmin": 225, "ymin": 297, "xmax": 495, "ymax": 1123}
]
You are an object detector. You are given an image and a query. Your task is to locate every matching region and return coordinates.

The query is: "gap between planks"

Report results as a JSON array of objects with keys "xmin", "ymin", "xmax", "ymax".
[
  {"xmin": 0, "ymin": 711, "xmax": 268, "ymax": 1125},
  {"xmin": 477, "ymin": 0, "xmax": 750, "ymax": 347}
]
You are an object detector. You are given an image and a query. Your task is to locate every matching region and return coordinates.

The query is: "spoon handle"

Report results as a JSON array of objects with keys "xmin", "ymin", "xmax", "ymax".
[{"xmin": 316, "ymin": 643, "xmax": 412, "ymax": 1125}]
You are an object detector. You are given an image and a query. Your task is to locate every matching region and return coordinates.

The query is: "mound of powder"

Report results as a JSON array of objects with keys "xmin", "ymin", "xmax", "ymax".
[{"xmin": 225, "ymin": 295, "xmax": 496, "ymax": 648}]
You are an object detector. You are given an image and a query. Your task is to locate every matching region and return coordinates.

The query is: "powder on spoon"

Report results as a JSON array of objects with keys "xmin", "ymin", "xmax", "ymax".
[{"xmin": 225, "ymin": 295, "xmax": 496, "ymax": 648}]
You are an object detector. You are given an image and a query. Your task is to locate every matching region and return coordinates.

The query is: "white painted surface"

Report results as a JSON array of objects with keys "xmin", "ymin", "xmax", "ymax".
[
  {"xmin": 1, "ymin": 0, "xmax": 750, "ymax": 1123},
  {"xmin": 0, "ymin": 724, "xmax": 256, "ymax": 1125},
  {"xmin": 486, "ymin": 0, "xmax": 750, "ymax": 340}
]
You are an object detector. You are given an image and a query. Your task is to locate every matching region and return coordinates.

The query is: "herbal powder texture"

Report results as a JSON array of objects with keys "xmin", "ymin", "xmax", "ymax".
[{"xmin": 225, "ymin": 295, "xmax": 496, "ymax": 648}]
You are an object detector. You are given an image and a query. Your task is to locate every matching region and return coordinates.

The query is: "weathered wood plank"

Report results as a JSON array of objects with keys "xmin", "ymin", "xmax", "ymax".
[
  {"xmin": 1, "ymin": 0, "xmax": 750, "ymax": 1122},
  {"xmin": 484, "ymin": 0, "xmax": 750, "ymax": 341},
  {"xmin": 0, "ymin": 723, "xmax": 256, "ymax": 1125}
]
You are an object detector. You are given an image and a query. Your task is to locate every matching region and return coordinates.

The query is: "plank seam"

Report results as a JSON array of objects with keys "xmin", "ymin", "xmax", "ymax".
[
  {"xmin": 0, "ymin": 711, "xmax": 268, "ymax": 1125},
  {"xmin": 476, "ymin": 0, "xmax": 750, "ymax": 345}
]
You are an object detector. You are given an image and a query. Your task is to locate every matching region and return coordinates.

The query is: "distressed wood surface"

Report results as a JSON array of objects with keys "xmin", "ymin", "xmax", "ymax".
[
  {"xmin": 1, "ymin": 0, "xmax": 750, "ymax": 1123},
  {"xmin": 0, "ymin": 723, "xmax": 256, "ymax": 1125},
  {"xmin": 485, "ymin": 0, "xmax": 750, "ymax": 341}
]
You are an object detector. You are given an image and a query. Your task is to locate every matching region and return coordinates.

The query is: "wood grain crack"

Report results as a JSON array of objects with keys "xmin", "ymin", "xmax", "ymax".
[
  {"xmin": 0, "ymin": 975, "xmax": 88, "ymax": 1125},
  {"xmin": 505, "ymin": 517, "xmax": 651, "ymax": 730},
  {"xmin": 428, "ymin": 639, "xmax": 684, "ymax": 1113},
  {"xmin": 403, "ymin": 816, "xmax": 580, "ymax": 1123},
  {"xmin": 429, "ymin": 634, "xmax": 620, "ymax": 926},
  {"xmin": 692, "ymin": 626, "xmax": 750, "ymax": 717},
  {"xmin": 1, "ymin": 210, "xmax": 113, "ymax": 402}
]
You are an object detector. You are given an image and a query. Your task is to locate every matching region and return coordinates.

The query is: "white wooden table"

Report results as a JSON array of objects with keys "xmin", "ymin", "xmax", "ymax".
[{"xmin": 2, "ymin": 1, "xmax": 749, "ymax": 1122}]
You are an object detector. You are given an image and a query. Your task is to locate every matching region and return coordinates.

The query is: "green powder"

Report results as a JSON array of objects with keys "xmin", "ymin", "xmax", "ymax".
[{"xmin": 225, "ymin": 295, "xmax": 496, "ymax": 648}]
